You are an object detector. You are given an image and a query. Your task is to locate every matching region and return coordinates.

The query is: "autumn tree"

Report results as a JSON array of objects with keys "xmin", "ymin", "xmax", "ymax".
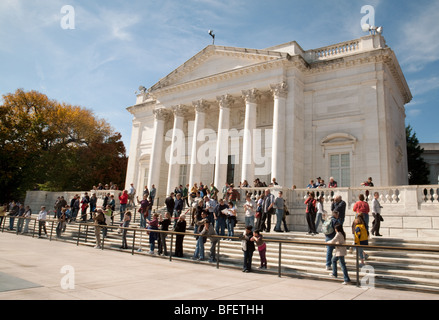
[{"xmin": 0, "ymin": 89, "xmax": 127, "ymax": 202}]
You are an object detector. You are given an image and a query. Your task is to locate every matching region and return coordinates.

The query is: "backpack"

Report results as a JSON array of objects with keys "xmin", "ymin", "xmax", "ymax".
[{"xmin": 322, "ymin": 217, "xmax": 334, "ymax": 235}]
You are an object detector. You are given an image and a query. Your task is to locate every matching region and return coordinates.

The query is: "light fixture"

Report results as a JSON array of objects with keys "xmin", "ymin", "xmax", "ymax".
[
  {"xmin": 208, "ymin": 29, "xmax": 215, "ymax": 45},
  {"xmin": 362, "ymin": 23, "xmax": 383, "ymax": 35}
]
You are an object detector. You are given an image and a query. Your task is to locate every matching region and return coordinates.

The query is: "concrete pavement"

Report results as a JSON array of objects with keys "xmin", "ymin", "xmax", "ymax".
[{"xmin": 1, "ymin": 232, "xmax": 438, "ymax": 301}]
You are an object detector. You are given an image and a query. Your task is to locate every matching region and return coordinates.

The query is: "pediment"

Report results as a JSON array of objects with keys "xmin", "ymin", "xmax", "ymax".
[{"xmin": 149, "ymin": 45, "xmax": 289, "ymax": 92}]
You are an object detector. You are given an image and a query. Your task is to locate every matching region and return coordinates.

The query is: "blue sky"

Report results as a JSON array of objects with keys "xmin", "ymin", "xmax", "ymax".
[{"xmin": 1, "ymin": 0, "xmax": 438, "ymax": 154}]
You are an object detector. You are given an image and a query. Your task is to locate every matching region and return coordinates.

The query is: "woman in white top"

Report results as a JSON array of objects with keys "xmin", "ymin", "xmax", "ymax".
[
  {"xmin": 315, "ymin": 196, "xmax": 325, "ymax": 233},
  {"xmin": 326, "ymin": 224, "xmax": 351, "ymax": 284}
]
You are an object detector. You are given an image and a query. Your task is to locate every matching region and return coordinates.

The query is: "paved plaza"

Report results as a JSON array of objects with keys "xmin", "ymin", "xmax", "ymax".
[{"xmin": 1, "ymin": 233, "xmax": 438, "ymax": 302}]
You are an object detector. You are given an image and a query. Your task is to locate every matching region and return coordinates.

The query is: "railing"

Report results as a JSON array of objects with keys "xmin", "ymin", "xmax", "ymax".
[{"xmin": 2, "ymin": 215, "xmax": 439, "ymax": 291}]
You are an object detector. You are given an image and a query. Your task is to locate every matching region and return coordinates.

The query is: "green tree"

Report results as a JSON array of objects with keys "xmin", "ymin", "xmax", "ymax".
[
  {"xmin": 406, "ymin": 124, "xmax": 430, "ymax": 185},
  {"xmin": 0, "ymin": 89, "xmax": 127, "ymax": 202}
]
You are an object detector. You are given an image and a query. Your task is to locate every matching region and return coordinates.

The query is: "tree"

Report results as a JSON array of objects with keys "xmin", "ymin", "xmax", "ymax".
[
  {"xmin": 406, "ymin": 124, "xmax": 430, "ymax": 185},
  {"xmin": 0, "ymin": 89, "xmax": 127, "ymax": 202}
]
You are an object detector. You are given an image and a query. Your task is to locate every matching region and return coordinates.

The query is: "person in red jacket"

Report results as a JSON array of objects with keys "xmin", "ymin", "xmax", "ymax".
[
  {"xmin": 353, "ymin": 194, "xmax": 370, "ymax": 231},
  {"xmin": 305, "ymin": 191, "xmax": 317, "ymax": 235},
  {"xmin": 118, "ymin": 190, "xmax": 129, "ymax": 221}
]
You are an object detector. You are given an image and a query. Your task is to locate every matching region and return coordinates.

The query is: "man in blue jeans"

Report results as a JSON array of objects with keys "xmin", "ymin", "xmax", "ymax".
[{"xmin": 324, "ymin": 211, "xmax": 340, "ymax": 270}]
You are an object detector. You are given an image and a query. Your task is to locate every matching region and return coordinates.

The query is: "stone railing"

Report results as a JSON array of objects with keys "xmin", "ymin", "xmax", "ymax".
[
  {"xmin": 305, "ymin": 40, "xmax": 361, "ymax": 62},
  {"xmin": 25, "ymin": 185, "xmax": 439, "ymax": 238}
]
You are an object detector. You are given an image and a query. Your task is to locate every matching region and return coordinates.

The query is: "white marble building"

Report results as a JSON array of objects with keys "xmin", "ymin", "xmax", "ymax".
[{"xmin": 125, "ymin": 34, "xmax": 412, "ymax": 199}]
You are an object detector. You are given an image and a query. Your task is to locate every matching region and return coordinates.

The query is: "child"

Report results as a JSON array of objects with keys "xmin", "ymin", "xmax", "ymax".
[
  {"xmin": 326, "ymin": 224, "xmax": 350, "ymax": 284},
  {"xmin": 251, "ymin": 230, "xmax": 267, "ymax": 269},
  {"xmin": 354, "ymin": 217, "xmax": 369, "ymax": 266}
]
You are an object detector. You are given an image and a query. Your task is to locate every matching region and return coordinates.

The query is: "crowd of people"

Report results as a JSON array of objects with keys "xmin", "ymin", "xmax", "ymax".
[
  {"xmin": 2, "ymin": 175, "xmax": 383, "ymax": 282},
  {"xmin": 303, "ymin": 178, "xmax": 384, "ymax": 285}
]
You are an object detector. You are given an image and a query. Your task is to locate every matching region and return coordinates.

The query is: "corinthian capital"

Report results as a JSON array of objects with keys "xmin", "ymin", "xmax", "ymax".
[
  {"xmin": 153, "ymin": 108, "xmax": 170, "ymax": 121},
  {"xmin": 171, "ymin": 104, "xmax": 188, "ymax": 117},
  {"xmin": 216, "ymin": 94, "xmax": 235, "ymax": 109},
  {"xmin": 270, "ymin": 82, "xmax": 288, "ymax": 99},
  {"xmin": 242, "ymin": 89, "xmax": 261, "ymax": 104},
  {"xmin": 192, "ymin": 99, "xmax": 210, "ymax": 113}
]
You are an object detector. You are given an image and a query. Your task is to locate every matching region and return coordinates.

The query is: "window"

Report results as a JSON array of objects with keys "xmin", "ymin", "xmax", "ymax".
[
  {"xmin": 330, "ymin": 153, "xmax": 350, "ymax": 187},
  {"xmin": 227, "ymin": 155, "xmax": 235, "ymax": 185},
  {"xmin": 179, "ymin": 164, "xmax": 188, "ymax": 187}
]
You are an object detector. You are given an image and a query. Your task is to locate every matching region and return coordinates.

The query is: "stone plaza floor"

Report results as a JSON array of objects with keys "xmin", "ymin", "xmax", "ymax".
[{"xmin": 1, "ymin": 232, "xmax": 438, "ymax": 303}]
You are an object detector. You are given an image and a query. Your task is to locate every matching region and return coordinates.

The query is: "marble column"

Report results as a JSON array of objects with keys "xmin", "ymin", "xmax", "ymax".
[
  {"xmin": 214, "ymin": 94, "xmax": 234, "ymax": 190},
  {"xmin": 270, "ymin": 82, "xmax": 288, "ymax": 187},
  {"xmin": 241, "ymin": 89, "xmax": 260, "ymax": 185},
  {"xmin": 148, "ymin": 108, "xmax": 169, "ymax": 191},
  {"xmin": 166, "ymin": 105, "xmax": 187, "ymax": 196},
  {"xmin": 189, "ymin": 99, "xmax": 210, "ymax": 189}
]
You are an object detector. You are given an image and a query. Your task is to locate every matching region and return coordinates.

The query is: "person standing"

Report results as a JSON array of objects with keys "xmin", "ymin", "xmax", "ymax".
[
  {"xmin": 226, "ymin": 201, "xmax": 237, "ymax": 239},
  {"xmin": 304, "ymin": 192, "xmax": 317, "ymax": 235},
  {"xmin": 120, "ymin": 211, "xmax": 131, "ymax": 249},
  {"xmin": 80, "ymin": 192, "xmax": 90, "ymax": 222},
  {"xmin": 137, "ymin": 195, "xmax": 150, "ymax": 228},
  {"xmin": 243, "ymin": 194, "xmax": 256, "ymax": 229},
  {"xmin": 37, "ymin": 206, "xmax": 48, "ymax": 238},
  {"xmin": 241, "ymin": 226, "xmax": 256, "ymax": 273},
  {"xmin": 89, "ymin": 193, "xmax": 97, "ymax": 221},
  {"xmin": 174, "ymin": 214, "xmax": 187, "ymax": 258},
  {"xmin": 158, "ymin": 212, "xmax": 171, "ymax": 256},
  {"xmin": 273, "ymin": 191, "xmax": 285, "ymax": 232},
  {"xmin": 251, "ymin": 230, "xmax": 267, "ymax": 269},
  {"xmin": 324, "ymin": 211, "xmax": 340, "ymax": 271},
  {"xmin": 371, "ymin": 192, "xmax": 383, "ymax": 236},
  {"xmin": 149, "ymin": 185, "xmax": 157, "ymax": 206},
  {"xmin": 353, "ymin": 194, "xmax": 370, "ymax": 232},
  {"xmin": 354, "ymin": 216, "xmax": 369, "ymax": 266},
  {"xmin": 165, "ymin": 193, "xmax": 175, "ymax": 218},
  {"xmin": 128, "ymin": 183, "xmax": 136, "ymax": 208},
  {"xmin": 173, "ymin": 193, "xmax": 184, "ymax": 228},
  {"xmin": 92, "ymin": 209, "xmax": 105, "ymax": 248},
  {"xmin": 261, "ymin": 189, "xmax": 275, "ymax": 232},
  {"xmin": 22, "ymin": 206, "xmax": 32, "ymax": 234},
  {"xmin": 326, "ymin": 224, "xmax": 351, "ymax": 285},
  {"xmin": 331, "ymin": 195, "xmax": 346, "ymax": 226},
  {"xmin": 8, "ymin": 201, "xmax": 19, "ymax": 231},
  {"xmin": 315, "ymin": 196, "xmax": 325, "ymax": 234},
  {"xmin": 118, "ymin": 190, "xmax": 129, "ymax": 221},
  {"xmin": 16, "ymin": 204, "xmax": 25, "ymax": 233},
  {"xmin": 214, "ymin": 198, "xmax": 228, "ymax": 237}
]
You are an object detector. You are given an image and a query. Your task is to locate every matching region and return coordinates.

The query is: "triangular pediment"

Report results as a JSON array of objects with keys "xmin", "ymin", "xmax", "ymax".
[{"xmin": 149, "ymin": 45, "xmax": 289, "ymax": 92}]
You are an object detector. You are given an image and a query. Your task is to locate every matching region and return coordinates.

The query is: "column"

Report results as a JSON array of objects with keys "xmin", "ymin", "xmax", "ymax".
[
  {"xmin": 270, "ymin": 82, "xmax": 288, "ymax": 187},
  {"xmin": 188, "ymin": 99, "xmax": 210, "ymax": 189},
  {"xmin": 147, "ymin": 108, "xmax": 169, "ymax": 191},
  {"xmin": 241, "ymin": 89, "xmax": 260, "ymax": 185},
  {"xmin": 214, "ymin": 94, "xmax": 234, "ymax": 190},
  {"xmin": 166, "ymin": 105, "xmax": 187, "ymax": 196}
]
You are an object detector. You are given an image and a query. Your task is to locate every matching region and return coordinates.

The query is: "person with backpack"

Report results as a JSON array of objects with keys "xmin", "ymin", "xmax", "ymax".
[
  {"xmin": 322, "ymin": 211, "xmax": 340, "ymax": 271},
  {"xmin": 304, "ymin": 192, "xmax": 317, "ymax": 235}
]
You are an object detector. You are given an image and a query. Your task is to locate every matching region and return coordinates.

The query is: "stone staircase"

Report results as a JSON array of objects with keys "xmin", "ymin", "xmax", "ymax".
[{"xmin": 3, "ymin": 208, "xmax": 439, "ymax": 295}]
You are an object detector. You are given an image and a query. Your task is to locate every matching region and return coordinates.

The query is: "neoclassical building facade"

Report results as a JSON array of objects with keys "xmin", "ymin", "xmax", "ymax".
[{"xmin": 125, "ymin": 34, "xmax": 412, "ymax": 199}]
